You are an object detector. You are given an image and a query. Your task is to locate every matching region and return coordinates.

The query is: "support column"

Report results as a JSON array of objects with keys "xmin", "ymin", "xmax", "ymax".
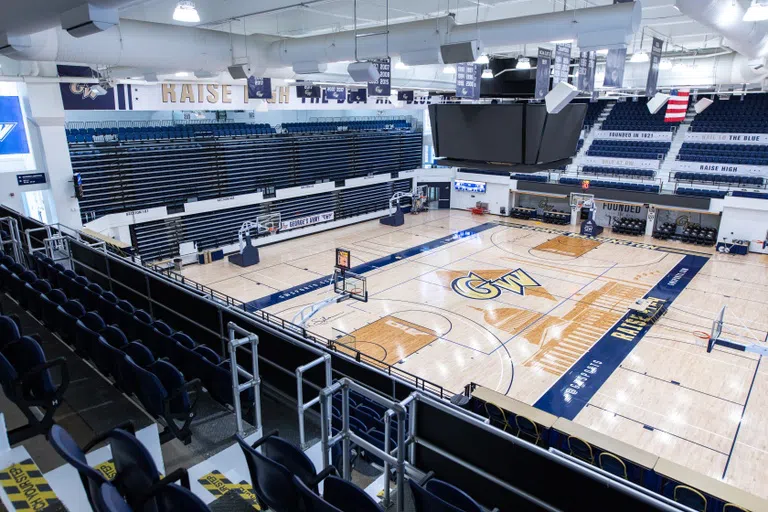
[{"xmin": 20, "ymin": 82, "xmax": 82, "ymax": 229}]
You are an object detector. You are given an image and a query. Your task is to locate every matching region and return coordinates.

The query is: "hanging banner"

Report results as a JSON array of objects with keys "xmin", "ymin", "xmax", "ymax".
[
  {"xmin": 587, "ymin": 51, "xmax": 597, "ymax": 93},
  {"xmin": 247, "ymin": 77, "xmax": 272, "ymax": 100},
  {"xmin": 326, "ymin": 86, "xmax": 347, "ymax": 102},
  {"xmin": 594, "ymin": 130, "xmax": 673, "ymax": 141},
  {"xmin": 685, "ymin": 132, "xmax": 768, "ymax": 144},
  {"xmin": 673, "ymin": 161, "xmax": 768, "ymax": 176},
  {"xmin": 595, "ymin": 201, "xmax": 648, "ymax": 227},
  {"xmin": 535, "ymin": 48, "xmax": 553, "ymax": 100},
  {"xmin": 552, "ymin": 43, "xmax": 572, "ymax": 86},
  {"xmin": 0, "ymin": 96, "xmax": 30, "ymax": 155},
  {"xmin": 645, "ymin": 37, "xmax": 663, "ymax": 97},
  {"xmin": 368, "ymin": 58, "xmax": 391, "ymax": 96},
  {"xmin": 577, "ymin": 52, "xmax": 589, "ymax": 92},
  {"xmin": 397, "ymin": 90, "xmax": 414, "ymax": 102},
  {"xmin": 603, "ymin": 48, "xmax": 627, "ymax": 88},
  {"xmin": 281, "ymin": 211, "xmax": 335, "ymax": 231},
  {"xmin": 296, "ymin": 84, "xmax": 321, "ymax": 99},
  {"xmin": 455, "ymin": 63, "xmax": 481, "ymax": 100},
  {"xmin": 349, "ymin": 88, "xmax": 368, "ymax": 103}
]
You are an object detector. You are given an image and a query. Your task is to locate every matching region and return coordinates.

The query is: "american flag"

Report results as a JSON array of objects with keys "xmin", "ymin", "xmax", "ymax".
[{"xmin": 664, "ymin": 89, "xmax": 690, "ymax": 123}]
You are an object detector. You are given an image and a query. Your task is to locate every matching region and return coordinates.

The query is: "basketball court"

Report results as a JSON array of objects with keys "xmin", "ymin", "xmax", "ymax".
[{"xmin": 180, "ymin": 208, "xmax": 768, "ymax": 498}]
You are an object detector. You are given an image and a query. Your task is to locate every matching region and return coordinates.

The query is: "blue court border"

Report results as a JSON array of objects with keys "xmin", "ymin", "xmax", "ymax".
[
  {"xmin": 534, "ymin": 254, "xmax": 709, "ymax": 420},
  {"xmin": 245, "ymin": 222, "xmax": 499, "ymax": 312}
]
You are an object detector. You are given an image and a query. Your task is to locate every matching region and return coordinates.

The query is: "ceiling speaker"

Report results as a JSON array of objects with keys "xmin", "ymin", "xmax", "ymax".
[
  {"xmin": 347, "ymin": 62, "xmax": 380, "ymax": 83},
  {"xmin": 440, "ymin": 40, "xmax": 479, "ymax": 64},
  {"xmin": 60, "ymin": 3, "xmax": 119, "ymax": 38},
  {"xmin": 228, "ymin": 65, "xmax": 249, "ymax": 80},
  {"xmin": 694, "ymin": 97, "xmax": 714, "ymax": 114},
  {"xmin": 647, "ymin": 92, "xmax": 670, "ymax": 114},
  {"xmin": 545, "ymin": 82, "xmax": 579, "ymax": 114}
]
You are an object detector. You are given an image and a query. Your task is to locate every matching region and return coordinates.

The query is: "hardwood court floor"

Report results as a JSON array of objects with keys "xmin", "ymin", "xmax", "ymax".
[{"xmin": 181, "ymin": 210, "xmax": 768, "ymax": 498}]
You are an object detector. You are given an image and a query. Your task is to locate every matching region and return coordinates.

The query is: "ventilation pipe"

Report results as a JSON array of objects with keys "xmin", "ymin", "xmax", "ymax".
[
  {"xmin": 1, "ymin": 2, "xmax": 640, "ymax": 73},
  {"xmin": 675, "ymin": 0, "xmax": 768, "ymax": 60}
]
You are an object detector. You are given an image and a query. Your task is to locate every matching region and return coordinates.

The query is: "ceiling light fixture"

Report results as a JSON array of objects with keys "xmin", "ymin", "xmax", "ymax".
[
  {"xmin": 173, "ymin": 1, "xmax": 200, "ymax": 23},
  {"xmin": 175, "ymin": 71, "xmax": 190, "ymax": 77},
  {"xmin": 659, "ymin": 59, "xmax": 673, "ymax": 70},
  {"xmin": 475, "ymin": 54, "xmax": 490, "ymax": 65},
  {"xmin": 550, "ymin": 39, "xmax": 574, "ymax": 44},
  {"xmin": 481, "ymin": 68, "xmax": 494, "ymax": 79},
  {"xmin": 744, "ymin": 0, "xmax": 768, "ymax": 21},
  {"xmin": 597, "ymin": 49, "xmax": 610, "ymax": 56},
  {"xmin": 395, "ymin": 61, "xmax": 409, "ymax": 70},
  {"xmin": 630, "ymin": 51, "xmax": 649, "ymax": 63},
  {"xmin": 515, "ymin": 56, "xmax": 531, "ymax": 70},
  {"xmin": 442, "ymin": 65, "xmax": 456, "ymax": 74}
]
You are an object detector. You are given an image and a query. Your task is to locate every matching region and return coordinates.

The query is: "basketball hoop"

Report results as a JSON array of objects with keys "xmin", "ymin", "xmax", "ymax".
[{"xmin": 693, "ymin": 331, "xmax": 711, "ymax": 340}]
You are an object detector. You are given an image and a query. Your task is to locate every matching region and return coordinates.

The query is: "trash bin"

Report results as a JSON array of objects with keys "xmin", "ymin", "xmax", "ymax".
[{"xmin": 173, "ymin": 257, "xmax": 183, "ymax": 271}]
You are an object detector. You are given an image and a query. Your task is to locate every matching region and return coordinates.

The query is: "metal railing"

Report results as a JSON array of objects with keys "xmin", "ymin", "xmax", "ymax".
[{"xmin": 228, "ymin": 322, "xmax": 262, "ymax": 437}]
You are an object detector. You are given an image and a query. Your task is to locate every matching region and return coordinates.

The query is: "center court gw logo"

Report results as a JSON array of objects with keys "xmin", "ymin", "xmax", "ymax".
[
  {"xmin": 0, "ymin": 123, "xmax": 16, "ymax": 142},
  {"xmin": 451, "ymin": 269, "xmax": 541, "ymax": 300}
]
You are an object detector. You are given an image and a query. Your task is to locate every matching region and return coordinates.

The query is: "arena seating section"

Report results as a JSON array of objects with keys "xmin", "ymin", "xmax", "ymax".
[
  {"xmin": 67, "ymin": 119, "xmax": 421, "ymax": 223},
  {"xmin": 673, "ymin": 172, "xmax": 764, "ymax": 187},
  {"xmin": 132, "ymin": 179, "xmax": 412, "ymax": 261},
  {"xmin": 587, "ymin": 140, "xmax": 671, "ymax": 160},
  {"xmin": 282, "ymin": 118, "xmax": 411, "ymax": 134},
  {"xmin": 733, "ymin": 190, "xmax": 768, "ymax": 199},
  {"xmin": 66, "ymin": 123, "xmax": 275, "ymax": 143},
  {"xmin": 511, "ymin": 173, "xmax": 547, "ymax": 183},
  {"xmin": 560, "ymin": 177, "xmax": 660, "ymax": 193},
  {"xmin": 675, "ymin": 187, "xmax": 728, "ymax": 199},
  {"xmin": 580, "ymin": 99, "xmax": 610, "ymax": 130},
  {"xmin": 689, "ymin": 94, "xmax": 768, "ymax": 133},
  {"xmin": 580, "ymin": 166, "xmax": 656, "ymax": 179},
  {"xmin": 678, "ymin": 142, "xmax": 768, "ymax": 165},
  {"xmin": 600, "ymin": 99, "xmax": 679, "ymax": 131}
]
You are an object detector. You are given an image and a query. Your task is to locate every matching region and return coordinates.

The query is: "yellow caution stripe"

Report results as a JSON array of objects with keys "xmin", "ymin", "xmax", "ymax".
[
  {"xmin": 0, "ymin": 458, "xmax": 62, "ymax": 512},
  {"xmin": 198, "ymin": 470, "xmax": 260, "ymax": 510}
]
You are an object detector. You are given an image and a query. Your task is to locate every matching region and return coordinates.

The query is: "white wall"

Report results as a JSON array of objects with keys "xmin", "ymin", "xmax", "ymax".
[
  {"xmin": 719, "ymin": 196, "xmax": 768, "ymax": 254},
  {"xmin": 450, "ymin": 171, "xmax": 511, "ymax": 215}
]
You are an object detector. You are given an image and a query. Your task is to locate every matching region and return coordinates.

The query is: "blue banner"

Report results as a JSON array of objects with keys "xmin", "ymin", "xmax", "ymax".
[
  {"xmin": 348, "ymin": 89, "xmax": 367, "ymax": 103},
  {"xmin": 552, "ymin": 43, "xmax": 572, "ymax": 86},
  {"xmin": 247, "ymin": 77, "xmax": 272, "ymax": 100},
  {"xmin": 535, "ymin": 254, "xmax": 708, "ymax": 419},
  {"xmin": 455, "ymin": 63, "xmax": 481, "ymax": 100},
  {"xmin": 326, "ymin": 86, "xmax": 347, "ymax": 102},
  {"xmin": 0, "ymin": 96, "xmax": 29, "ymax": 155},
  {"xmin": 368, "ymin": 58, "xmax": 391, "ymax": 96},
  {"xmin": 646, "ymin": 37, "xmax": 663, "ymax": 97},
  {"xmin": 296, "ymin": 84, "xmax": 321, "ymax": 99},
  {"xmin": 60, "ymin": 83, "xmax": 118, "ymax": 110},
  {"xmin": 535, "ymin": 47, "xmax": 553, "ymax": 100},
  {"xmin": 397, "ymin": 90, "xmax": 414, "ymax": 102}
]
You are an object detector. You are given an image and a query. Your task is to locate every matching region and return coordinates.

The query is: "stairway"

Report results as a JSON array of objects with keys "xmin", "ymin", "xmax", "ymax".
[
  {"xmin": 658, "ymin": 112, "xmax": 695, "ymax": 192},
  {"xmin": 565, "ymin": 102, "xmax": 616, "ymax": 174}
]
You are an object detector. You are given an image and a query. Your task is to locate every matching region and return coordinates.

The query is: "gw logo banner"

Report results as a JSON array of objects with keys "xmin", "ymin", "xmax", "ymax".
[{"xmin": 451, "ymin": 269, "xmax": 540, "ymax": 300}]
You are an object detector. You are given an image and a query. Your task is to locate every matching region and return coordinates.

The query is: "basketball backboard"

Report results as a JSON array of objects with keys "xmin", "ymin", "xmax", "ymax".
[
  {"xmin": 333, "ymin": 269, "xmax": 368, "ymax": 302},
  {"xmin": 570, "ymin": 192, "xmax": 594, "ymax": 209}
]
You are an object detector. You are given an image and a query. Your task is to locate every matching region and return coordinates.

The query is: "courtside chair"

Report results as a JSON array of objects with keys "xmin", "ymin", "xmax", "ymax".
[
  {"xmin": 674, "ymin": 485, "xmax": 707, "ymax": 512},
  {"xmin": 598, "ymin": 452, "xmax": 628, "ymax": 480},
  {"xmin": 567, "ymin": 435, "xmax": 594, "ymax": 464},
  {"xmin": 514, "ymin": 415, "xmax": 541, "ymax": 445},
  {"xmin": 483, "ymin": 402, "xmax": 509, "ymax": 432}
]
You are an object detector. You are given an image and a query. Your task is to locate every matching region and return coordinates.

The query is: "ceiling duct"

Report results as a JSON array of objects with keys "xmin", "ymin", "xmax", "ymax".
[
  {"xmin": 1, "ymin": 2, "xmax": 640, "ymax": 74},
  {"xmin": 675, "ymin": 0, "xmax": 768, "ymax": 59}
]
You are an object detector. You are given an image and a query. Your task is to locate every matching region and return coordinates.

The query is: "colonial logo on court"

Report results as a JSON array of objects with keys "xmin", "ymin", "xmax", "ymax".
[
  {"xmin": 451, "ymin": 269, "xmax": 541, "ymax": 300},
  {"xmin": 0, "ymin": 122, "xmax": 16, "ymax": 142}
]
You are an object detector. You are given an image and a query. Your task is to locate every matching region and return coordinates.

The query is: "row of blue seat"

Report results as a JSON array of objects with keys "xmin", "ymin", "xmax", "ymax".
[
  {"xmin": 733, "ymin": 190, "xmax": 768, "ymax": 199},
  {"xmin": 282, "ymin": 120, "xmax": 411, "ymax": 134},
  {"xmin": 511, "ymin": 173, "xmax": 547, "ymax": 183},
  {"xmin": 581, "ymin": 166, "xmax": 656, "ymax": 178},
  {"xmin": 587, "ymin": 150, "xmax": 663, "ymax": 160},
  {"xmin": 560, "ymin": 177, "xmax": 660, "ymax": 193},
  {"xmin": 673, "ymin": 172, "xmax": 764, "ymax": 186},
  {"xmin": 675, "ymin": 187, "xmax": 728, "ymax": 199},
  {"xmin": 2, "ymin": 250, "xmax": 252, "ymax": 445},
  {"xmin": 601, "ymin": 100, "xmax": 679, "ymax": 132},
  {"xmin": 690, "ymin": 94, "xmax": 768, "ymax": 132},
  {"xmin": 67, "ymin": 125, "xmax": 277, "ymax": 143},
  {"xmin": 678, "ymin": 153, "xmax": 768, "ymax": 165}
]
